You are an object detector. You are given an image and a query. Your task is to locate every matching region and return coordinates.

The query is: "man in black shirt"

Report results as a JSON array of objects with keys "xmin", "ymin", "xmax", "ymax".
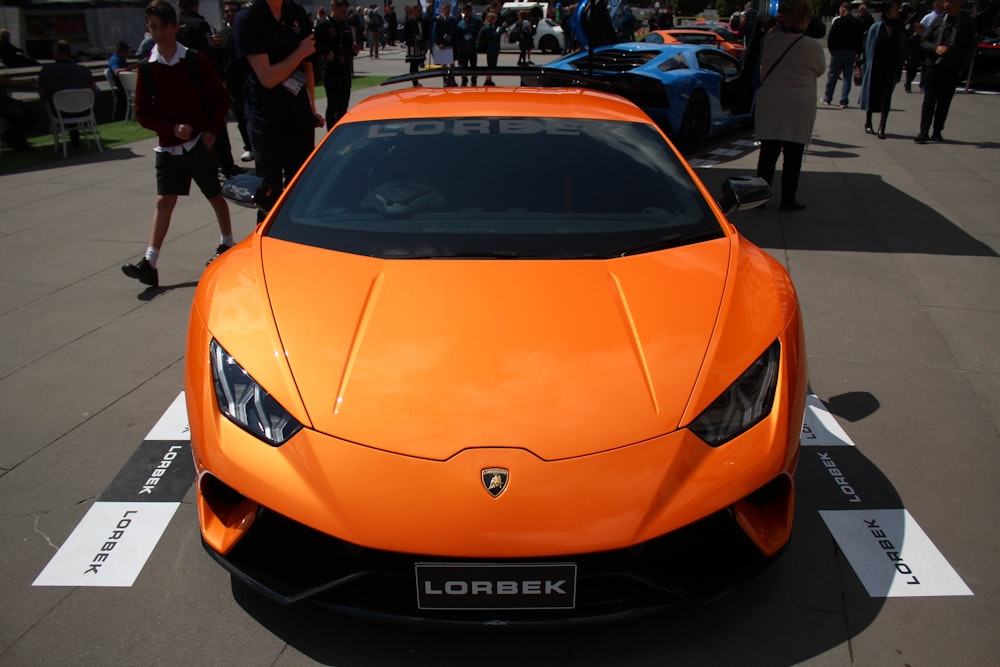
[
  {"xmin": 315, "ymin": 0, "xmax": 360, "ymax": 129},
  {"xmin": 822, "ymin": 3, "xmax": 863, "ymax": 107},
  {"xmin": 235, "ymin": 0, "xmax": 323, "ymax": 217}
]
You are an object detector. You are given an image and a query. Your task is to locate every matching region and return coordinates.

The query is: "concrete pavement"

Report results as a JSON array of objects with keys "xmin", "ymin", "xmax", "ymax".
[{"xmin": 1, "ymin": 44, "xmax": 998, "ymax": 665}]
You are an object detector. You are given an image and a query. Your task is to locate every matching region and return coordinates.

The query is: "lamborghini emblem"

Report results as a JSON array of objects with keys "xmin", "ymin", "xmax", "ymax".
[{"xmin": 481, "ymin": 468, "xmax": 509, "ymax": 498}]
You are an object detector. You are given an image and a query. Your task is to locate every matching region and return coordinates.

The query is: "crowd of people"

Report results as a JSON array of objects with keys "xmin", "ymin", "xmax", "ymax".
[
  {"xmin": 0, "ymin": 0, "xmax": 987, "ymax": 282},
  {"xmin": 751, "ymin": 0, "xmax": 977, "ymax": 212},
  {"xmin": 816, "ymin": 0, "xmax": 976, "ymax": 143}
]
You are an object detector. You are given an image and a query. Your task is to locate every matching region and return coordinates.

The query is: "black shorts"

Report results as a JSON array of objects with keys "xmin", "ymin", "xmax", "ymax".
[{"xmin": 155, "ymin": 138, "xmax": 221, "ymax": 198}]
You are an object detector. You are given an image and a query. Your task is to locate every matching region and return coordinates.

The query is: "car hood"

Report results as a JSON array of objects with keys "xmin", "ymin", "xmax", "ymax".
[{"xmin": 261, "ymin": 237, "xmax": 731, "ymax": 461}]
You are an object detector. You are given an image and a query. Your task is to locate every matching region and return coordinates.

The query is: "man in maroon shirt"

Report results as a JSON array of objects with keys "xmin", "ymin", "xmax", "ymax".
[{"xmin": 121, "ymin": 0, "xmax": 233, "ymax": 288}]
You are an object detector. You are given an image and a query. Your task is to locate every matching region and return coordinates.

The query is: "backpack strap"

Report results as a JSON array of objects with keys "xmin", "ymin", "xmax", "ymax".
[{"xmin": 760, "ymin": 34, "xmax": 804, "ymax": 86}]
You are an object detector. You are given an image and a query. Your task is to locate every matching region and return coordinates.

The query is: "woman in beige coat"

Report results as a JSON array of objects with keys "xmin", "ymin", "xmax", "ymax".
[{"xmin": 754, "ymin": 0, "xmax": 826, "ymax": 211}]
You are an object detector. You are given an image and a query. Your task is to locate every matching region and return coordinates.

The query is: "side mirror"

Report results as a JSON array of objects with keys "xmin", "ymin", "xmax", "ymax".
[
  {"xmin": 718, "ymin": 176, "xmax": 771, "ymax": 214},
  {"xmin": 221, "ymin": 173, "xmax": 264, "ymax": 209}
]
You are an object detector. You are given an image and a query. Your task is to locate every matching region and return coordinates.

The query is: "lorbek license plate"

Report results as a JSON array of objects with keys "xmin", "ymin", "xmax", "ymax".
[{"xmin": 415, "ymin": 562, "xmax": 577, "ymax": 610}]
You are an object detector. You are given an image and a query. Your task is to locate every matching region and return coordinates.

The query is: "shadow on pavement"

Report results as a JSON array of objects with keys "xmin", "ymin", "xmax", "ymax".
[
  {"xmin": 698, "ymin": 167, "xmax": 998, "ymax": 258},
  {"xmin": 224, "ymin": 427, "xmax": 917, "ymax": 667},
  {"xmin": 0, "ymin": 144, "xmax": 146, "ymax": 176}
]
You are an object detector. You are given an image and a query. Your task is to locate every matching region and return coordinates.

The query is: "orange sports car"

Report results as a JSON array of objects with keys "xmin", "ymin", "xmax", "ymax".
[
  {"xmin": 643, "ymin": 28, "xmax": 746, "ymax": 58},
  {"xmin": 185, "ymin": 76, "xmax": 807, "ymax": 624}
]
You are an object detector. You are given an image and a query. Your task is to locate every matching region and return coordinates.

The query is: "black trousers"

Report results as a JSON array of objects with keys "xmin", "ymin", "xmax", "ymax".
[
  {"xmin": 248, "ymin": 120, "xmax": 313, "ymax": 220},
  {"xmin": 227, "ymin": 78, "xmax": 251, "ymax": 152},
  {"xmin": 866, "ymin": 74, "xmax": 897, "ymax": 129},
  {"xmin": 324, "ymin": 64, "xmax": 352, "ymax": 129},
  {"xmin": 456, "ymin": 51, "xmax": 477, "ymax": 84},
  {"xmin": 756, "ymin": 140, "xmax": 805, "ymax": 205},
  {"xmin": 920, "ymin": 65, "xmax": 960, "ymax": 135},
  {"xmin": 215, "ymin": 121, "xmax": 236, "ymax": 172}
]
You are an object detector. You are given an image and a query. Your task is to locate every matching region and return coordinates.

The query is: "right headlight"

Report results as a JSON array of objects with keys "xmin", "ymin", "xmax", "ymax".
[
  {"xmin": 689, "ymin": 340, "xmax": 780, "ymax": 447},
  {"xmin": 210, "ymin": 339, "xmax": 302, "ymax": 447}
]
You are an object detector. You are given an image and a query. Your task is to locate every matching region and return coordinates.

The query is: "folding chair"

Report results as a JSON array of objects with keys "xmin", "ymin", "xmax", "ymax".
[
  {"xmin": 49, "ymin": 88, "xmax": 103, "ymax": 158},
  {"xmin": 105, "ymin": 69, "xmax": 121, "ymax": 121},
  {"xmin": 118, "ymin": 71, "xmax": 138, "ymax": 123}
]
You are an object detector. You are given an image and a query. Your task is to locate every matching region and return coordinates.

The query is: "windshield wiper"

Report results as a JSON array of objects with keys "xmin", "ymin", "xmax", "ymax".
[{"xmin": 619, "ymin": 229, "xmax": 723, "ymax": 256}]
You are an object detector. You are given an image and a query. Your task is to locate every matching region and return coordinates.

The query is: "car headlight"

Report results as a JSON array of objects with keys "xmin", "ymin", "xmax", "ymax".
[
  {"xmin": 689, "ymin": 341, "xmax": 780, "ymax": 447},
  {"xmin": 210, "ymin": 339, "xmax": 302, "ymax": 447}
]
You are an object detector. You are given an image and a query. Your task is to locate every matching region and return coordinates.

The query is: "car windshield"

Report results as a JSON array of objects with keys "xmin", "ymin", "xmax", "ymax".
[{"xmin": 267, "ymin": 117, "xmax": 721, "ymax": 259}]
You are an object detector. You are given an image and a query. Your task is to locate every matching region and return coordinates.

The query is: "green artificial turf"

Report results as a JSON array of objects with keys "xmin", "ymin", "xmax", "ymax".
[{"xmin": 0, "ymin": 76, "xmax": 389, "ymax": 175}]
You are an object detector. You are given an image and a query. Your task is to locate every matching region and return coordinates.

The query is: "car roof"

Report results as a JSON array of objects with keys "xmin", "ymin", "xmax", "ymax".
[{"xmin": 345, "ymin": 86, "xmax": 662, "ymax": 125}]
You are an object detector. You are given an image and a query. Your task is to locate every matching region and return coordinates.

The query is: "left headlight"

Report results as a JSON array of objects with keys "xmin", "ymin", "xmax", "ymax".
[
  {"xmin": 210, "ymin": 339, "xmax": 302, "ymax": 447},
  {"xmin": 688, "ymin": 340, "xmax": 780, "ymax": 447}
]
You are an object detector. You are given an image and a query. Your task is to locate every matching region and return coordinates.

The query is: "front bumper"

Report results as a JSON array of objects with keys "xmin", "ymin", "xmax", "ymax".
[{"xmin": 205, "ymin": 494, "xmax": 784, "ymax": 625}]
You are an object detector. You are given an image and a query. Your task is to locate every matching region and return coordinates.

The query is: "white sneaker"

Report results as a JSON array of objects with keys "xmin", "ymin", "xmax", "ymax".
[{"xmin": 240, "ymin": 150, "xmax": 253, "ymax": 162}]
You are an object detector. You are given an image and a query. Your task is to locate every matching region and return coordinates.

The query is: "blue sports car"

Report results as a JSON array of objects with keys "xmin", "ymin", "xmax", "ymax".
[{"xmin": 540, "ymin": 42, "xmax": 757, "ymax": 154}]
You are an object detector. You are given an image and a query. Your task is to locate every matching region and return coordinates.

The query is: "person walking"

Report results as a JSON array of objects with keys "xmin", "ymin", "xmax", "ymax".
[
  {"xmin": 859, "ymin": 0, "xmax": 907, "ymax": 139},
  {"xmin": 903, "ymin": 20, "xmax": 923, "ymax": 93},
  {"xmin": 914, "ymin": 0, "xmax": 976, "ymax": 143},
  {"xmin": 754, "ymin": 0, "xmax": 825, "ymax": 212},
  {"xmin": 316, "ymin": 0, "xmax": 360, "ymax": 127},
  {"xmin": 403, "ymin": 4, "xmax": 426, "ymax": 84},
  {"xmin": 822, "ymin": 3, "xmax": 863, "ymax": 108},
  {"xmin": 516, "ymin": 10, "xmax": 533, "ymax": 66},
  {"xmin": 365, "ymin": 4, "xmax": 384, "ymax": 58},
  {"xmin": 121, "ymin": 0, "xmax": 233, "ymax": 288},
  {"xmin": 386, "ymin": 5, "xmax": 398, "ymax": 45}
]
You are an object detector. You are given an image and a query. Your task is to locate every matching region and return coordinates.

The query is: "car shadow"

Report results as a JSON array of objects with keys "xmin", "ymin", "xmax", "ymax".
[
  {"xmin": 226, "ymin": 476, "xmax": 889, "ymax": 666},
  {"xmin": 698, "ymin": 167, "xmax": 997, "ymax": 258},
  {"xmin": 227, "ymin": 426, "xmax": 904, "ymax": 666}
]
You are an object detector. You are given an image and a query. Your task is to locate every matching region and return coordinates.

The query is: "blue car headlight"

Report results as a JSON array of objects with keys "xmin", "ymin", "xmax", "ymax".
[
  {"xmin": 689, "ymin": 341, "xmax": 780, "ymax": 447},
  {"xmin": 210, "ymin": 339, "xmax": 302, "ymax": 447}
]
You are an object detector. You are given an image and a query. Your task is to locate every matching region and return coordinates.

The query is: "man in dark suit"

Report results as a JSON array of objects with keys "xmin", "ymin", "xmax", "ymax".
[{"xmin": 914, "ymin": 0, "xmax": 976, "ymax": 143}]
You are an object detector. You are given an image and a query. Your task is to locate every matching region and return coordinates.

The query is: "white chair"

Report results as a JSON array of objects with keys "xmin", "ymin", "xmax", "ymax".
[
  {"xmin": 118, "ymin": 70, "xmax": 138, "ymax": 122},
  {"xmin": 49, "ymin": 88, "xmax": 103, "ymax": 158},
  {"xmin": 105, "ymin": 68, "xmax": 121, "ymax": 121}
]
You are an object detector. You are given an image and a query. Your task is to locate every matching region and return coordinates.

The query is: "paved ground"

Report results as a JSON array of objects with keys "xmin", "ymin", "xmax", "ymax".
[{"xmin": 1, "ymin": 45, "xmax": 998, "ymax": 666}]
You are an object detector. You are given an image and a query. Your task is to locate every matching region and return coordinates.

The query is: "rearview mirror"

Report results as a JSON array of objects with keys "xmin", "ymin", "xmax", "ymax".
[
  {"xmin": 221, "ymin": 173, "xmax": 263, "ymax": 209},
  {"xmin": 718, "ymin": 176, "xmax": 771, "ymax": 214}
]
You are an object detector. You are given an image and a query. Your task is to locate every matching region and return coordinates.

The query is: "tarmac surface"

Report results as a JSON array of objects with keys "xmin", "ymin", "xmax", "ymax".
[{"xmin": 1, "ymin": 45, "xmax": 998, "ymax": 666}]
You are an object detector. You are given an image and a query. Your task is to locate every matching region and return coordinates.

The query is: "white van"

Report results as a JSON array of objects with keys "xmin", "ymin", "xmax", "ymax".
[{"xmin": 499, "ymin": 2, "xmax": 565, "ymax": 53}]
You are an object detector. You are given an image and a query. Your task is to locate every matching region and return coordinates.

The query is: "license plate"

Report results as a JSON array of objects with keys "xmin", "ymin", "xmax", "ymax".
[{"xmin": 415, "ymin": 562, "xmax": 577, "ymax": 610}]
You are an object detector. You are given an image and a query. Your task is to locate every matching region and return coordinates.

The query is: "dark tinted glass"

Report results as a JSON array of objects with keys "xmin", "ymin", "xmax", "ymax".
[{"xmin": 267, "ymin": 117, "xmax": 721, "ymax": 259}]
